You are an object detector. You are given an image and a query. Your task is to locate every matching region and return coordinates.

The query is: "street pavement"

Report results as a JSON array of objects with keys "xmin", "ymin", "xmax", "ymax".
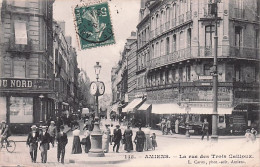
[{"xmin": 0, "ymin": 121, "xmax": 259, "ymax": 167}]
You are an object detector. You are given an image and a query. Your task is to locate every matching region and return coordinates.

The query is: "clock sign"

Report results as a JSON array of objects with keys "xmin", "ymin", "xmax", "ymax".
[
  {"xmin": 90, "ymin": 82, "xmax": 98, "ymax": 95},
  {"xmin": 98, "ymin": 81, "xmax": 105, "ymax": 95}
]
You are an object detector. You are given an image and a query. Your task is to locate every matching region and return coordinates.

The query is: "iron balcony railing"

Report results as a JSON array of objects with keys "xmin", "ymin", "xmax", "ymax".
[
  {"xmin": 233, "ymin": 8, "xmax": 245, "ymax": 19},
  {"xmin": 148, "ymin": 46, "xmax": 260, "ymax": 69}
]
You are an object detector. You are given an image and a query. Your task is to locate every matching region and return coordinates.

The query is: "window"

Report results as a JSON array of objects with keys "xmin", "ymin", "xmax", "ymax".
[
  {"xmin": 186, "ymin": 66, "xmax": 191, "ymax": 81},
  {"xmin": 151, "ymin": 44, "xmax": 154, "ymax": 59},
  {"xmin": 156, "ymin": 42, "xmax": 159, "ymax": 58},
  {"xmin": 187, "ymin": 28, "xmax": 191, "ymax": 47},
  {"xmin": 13, "ymin": 59, "xmax": 26, "ymax": 78},
  {"xmin": 205, "ymin": 25, "xmax": 215, "ymax": 48},
  {"xmin": 165, "ymin": 70, "xmax": 169, "ymax": 84},
  {"xmin": 179, "ymin": 31, "xmax": 184, "ymax": 49},
  {"xmin": 166, "ymin": 37, "xmax": 170, "ymax": 54},
  {"xmin": 14, "ymin": 20, "xmax": 27, "ymax": 45},
  {"xmin": 235, "ymin": 65, "xmax": 241, "ymax": 81},
  {"xmin": 0, "ymin": 97, "xmax": 6, "ymax": 122},
  {"xmin": 179, "ymin": 68, "xmax": 183, "ymax": 81},
  {"xmin": 160, "ymin": 39, "xmax": 164, "ymax": 56},
  {"xmin": 10, "ymin": 97, "xmax": 33, "ymax": 123},
  {"xmin": 172, "ymin": 34, "xmax": 176, "ymax": 52},
  {"xmin": 156, "ymin": 14, "xmax": 159, "ymax": 29},
  {"xmin": 166, "ymin": 7, "xmax": 170, "ymax": 23},
  {"xmin": 172, "ymin": 69, "xmax": 176, "ymax": 82},
  {"xmin": 204, "ymin": 64, "xmax": 212, "ymax": 75},
  {"xmin": 160, "ymin": 72, "xmax": 164, "ymax": 85},
  {"xmin": 235, "ymin": 26, "xmax": 242, "ymax": 48}
]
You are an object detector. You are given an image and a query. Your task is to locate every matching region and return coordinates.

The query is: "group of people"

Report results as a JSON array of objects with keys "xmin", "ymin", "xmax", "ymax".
[
  {"xmin": 160, "ymin": 118, "xmax": 179, "ymax": 135},
  {"xmin": 245, "ymin": 128, "xmax": 258, "ymax": 143},
  {"xmin": 26, "ymin": 121, "xmax": 68, "ymax": 164}
]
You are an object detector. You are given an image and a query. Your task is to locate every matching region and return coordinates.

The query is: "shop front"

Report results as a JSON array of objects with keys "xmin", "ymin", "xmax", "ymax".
[{"xmin": 0, "ymin": 78, "xmax": 54, "ymax": 134}]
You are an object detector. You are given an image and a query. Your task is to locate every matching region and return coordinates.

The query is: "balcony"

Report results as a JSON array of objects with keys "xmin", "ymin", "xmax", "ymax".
[
  {"xmin": 233, "ymin": 8, "xmax": 245, "ymax": 19},
  {"xmin": 186, "ymin": 11, "xmax": 192, "ymax": 21},
  {"xmin": 172, "ymin": 18, "xmax": 176, "ymax": 28},
  {"xmin": 8, "ymin": 38, "xmax": 32, "ymax": 54},
  {"xmin": 178, "ymin": 14, "xmax": 184, "ymax": 24},
  {"xmin": 165, "ymin": 21, "xmax": 170, "ymax": 31},
  {"xmin": 148, "ymin": 46, "xmax": 260, "ymax": 70}
]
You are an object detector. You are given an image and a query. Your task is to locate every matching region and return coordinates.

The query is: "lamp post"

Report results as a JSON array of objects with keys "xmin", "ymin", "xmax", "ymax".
[
  {"xmin": 89, "ymin": 62, "xmax": 105, "ymax": 157},
  {"xmin": 185, "ymin": 99, "xmax": 191, "ymax": 138},
  {"xmin": 39, "ymin": 94, "xmax": 44, "ymax": 122},
  {"xmin": 211, "ymin": 0, "xmax": 219, "ymax": 141}
]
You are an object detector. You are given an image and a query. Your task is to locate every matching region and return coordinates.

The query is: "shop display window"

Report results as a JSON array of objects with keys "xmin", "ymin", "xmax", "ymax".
[
  {"xmin": 10, "ymin": 97, "xmax": 33, "ymax": 123},
  {"xmin": 0, "ymin": 97, "xmax": 7, "ymax": 121}
]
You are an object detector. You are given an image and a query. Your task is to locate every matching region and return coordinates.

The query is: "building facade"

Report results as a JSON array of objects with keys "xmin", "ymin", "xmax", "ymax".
[
  {"xmin": 134, "ymin": 0, "xmax": 260, "ymax": 134},
  {"xmin": 0, "ymin": 0, "xmax": 55, "ymax": 133}
]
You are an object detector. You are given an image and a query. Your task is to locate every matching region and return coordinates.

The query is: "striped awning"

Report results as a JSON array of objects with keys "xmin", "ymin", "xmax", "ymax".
[{"xmin": 122, "ymin": 98, "xmax": 144, "ymax": 113}]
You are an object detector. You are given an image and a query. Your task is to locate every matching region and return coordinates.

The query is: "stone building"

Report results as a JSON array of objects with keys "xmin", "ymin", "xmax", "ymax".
[
  {"xmin": 0, "ymin": 0, "xmax": 55, "ymax": 133},
  {"xmin": 133, "ymin": 0, "xmax": 259, "ymax": 134}
]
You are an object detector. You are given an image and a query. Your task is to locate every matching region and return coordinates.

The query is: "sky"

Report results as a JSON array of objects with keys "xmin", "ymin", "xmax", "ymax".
[{"xmin": 53, "ymin": 0, "xmax": 140, "ymax": 94}]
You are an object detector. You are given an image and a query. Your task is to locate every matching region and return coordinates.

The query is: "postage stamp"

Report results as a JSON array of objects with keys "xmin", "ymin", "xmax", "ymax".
[{"xmin": 74, "ymin": 2, "xmax": 115, "ymax": 50}]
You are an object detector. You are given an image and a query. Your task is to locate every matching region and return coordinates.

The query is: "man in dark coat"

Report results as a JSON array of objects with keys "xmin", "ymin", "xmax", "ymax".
[
  {"xmin": 113, "ymin": 125, "xmax": 122, "ymax": 153},
  {"xmin": 123, "ymin": 125, "xmax": 133, "ymax": 152},
  {"xmin": 56, "ymin": 125, "xmax": 68, "ymax": 164},
  {"xmin": 201, "ymin": 118, "xmax": 209, "ymax": 141},
  {"xmin": 26, "ymin": 125, "xmax": 39, "ymax": 163},
  {"xmin": 38, "ymin": 126, "xmax": 51, "ymax": 163},
  {"xmin": 134, "ymin": 127, "xmax": 146, "ymax": 152}
]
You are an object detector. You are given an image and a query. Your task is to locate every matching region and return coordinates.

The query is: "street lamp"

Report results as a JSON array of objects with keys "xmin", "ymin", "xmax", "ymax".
[
  {"xmin": 39, "ymin": 94, "xmax": 44, "ymax": 122},
  {"xmin": 89, "ymin": 62, "xmax": 105, "ymax": 157},
  {"xmin": 185, "ymin": 99, "xmax": 191, "ymax": 138}
]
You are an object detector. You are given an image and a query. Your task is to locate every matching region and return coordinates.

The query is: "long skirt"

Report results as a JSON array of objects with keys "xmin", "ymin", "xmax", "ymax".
[
  {"xmin": 136, "ymin": 139, "xmax": 144, "ymax": 152},
  {"xmin": 124, "ymin": 136, "xmax": 133, "ymax": 152},
  {"xmin": 72, "ymin": 136, "xmax": 82, "ymax": 154},
  {"xmin": 144, "ymin": 134, "xmax": 152, "ymax": 150},
  {"xmin": 85, "ymin": 137, "xmax": 91, "ymax": 153},
  {"xmin": 102, "ymin": 137, "xmax": 110, "ymax": 153}
]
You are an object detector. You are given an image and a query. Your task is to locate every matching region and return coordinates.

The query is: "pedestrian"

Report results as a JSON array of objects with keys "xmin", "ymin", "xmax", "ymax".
[
  {"xmin": 0, "ymin": 120, "xmax": 11, "ymax": 147},
  {"xmin": 123, "ymin": 125, "xmax": 133, "ymax": 153},
  {"xmin": 250, "ymin": 128, "xmax": 257, "ymax": 143},
  {"xmin": 26, "ymin": 125, "xmax": 39, "ymax": 163},
  {"xmin": 175, "ymin": 119, "xmax": 179, "ymax": 134},
  {"xmin": 150, "ymin": 133, "xmax": 157, "ymax": 150},
  {"xmin": 38, "ymin": 126, "xmax": 51, "ymax": 163},
  {"xmin": 102, "ymin": 124, "xmax": 111, "ymax": 153},
  {"xmin": 143, "ymin": 126, "xmax": 153, "ymax": 151},
  {"xmin": 245, "ymin": 129, "xmax": 251, "ymax": 142},
  {"xmin": 134, "ymin": 127, "xmax": 146, "ymax": 152},
  {"xmin": 81, "ymin": 128, "xmax": 91, "ymax": 153},
  {"xmin": 201, "ymin": 118, "xmax": 209, "ymax": 141},
  {"xmin": 71, "ymin": 124, "xmax": 82, "ymax": 154},
  {"xmin": 109, "ymin": 124, "xmax": 114, "ymax": 145},
  {"xmin": 56, "ymin": 125, "xmax": 68, "ymax": 164},
  {"xmin": 166, "ymin": 119, "xmax": 172, "ymax": 135},
  {"xmin": 113, "ymin": 125, "xmax": 122, "ymax": 153},
  {"xmin": 48, "ymin": 121, "xmax": 57, "ymax": 147},
  {"xmin": 161, "ymin": 119, "xmax": 166, "ymax": 135},
  {"xmin": 56, "ymin": 116, "xmax": 63, "ymax": 132}
]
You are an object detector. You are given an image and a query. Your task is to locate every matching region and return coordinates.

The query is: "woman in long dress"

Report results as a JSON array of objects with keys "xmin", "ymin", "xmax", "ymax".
[
  {"xmin": 143, "ymin": 127, "xmax": 153, "ymax": 151},
  {"xmin": 83, "ymin": 128, "xmax": 91, "ymax": 153},
  {"xmin": 123, "ymin": 125, "xmax": 133, "ymax": 152},
  {"xmin": 134, "ymin": 127, "xmax": 145, "ymax": 152},
  {"xmin": 102, "ymin": 124, "xmax": 111, "ymax": 153},
  {"xmin": 71, "ymin": 125, "xmax": 82, "ymax": 154}
]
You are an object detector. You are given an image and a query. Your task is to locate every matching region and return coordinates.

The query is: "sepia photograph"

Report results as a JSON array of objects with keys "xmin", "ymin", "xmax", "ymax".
[{"xmin": 0, "ymin": 0, "xmax": 259, "ymax": 166}]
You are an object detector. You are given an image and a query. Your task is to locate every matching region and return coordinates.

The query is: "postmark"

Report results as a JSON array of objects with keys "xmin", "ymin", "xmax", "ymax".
[{"xmin": 74, "ymin": 2, "xmax": 115, "ymax": 50}]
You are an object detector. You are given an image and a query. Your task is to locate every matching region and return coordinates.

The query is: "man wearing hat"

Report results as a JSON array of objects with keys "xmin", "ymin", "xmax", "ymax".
[
  {"xmin": 26, "ymin": 125, "xmax": 39, "ymax": 163},
  {"xmin": 56, "ymin": 125, "xmax": 68, "ymax": 164},
  {"xmin": 113, "ymin": 125, "xmax": 122, "ymax": 153},
  {"xmin": 39, "ymin": 126, "xmax": 51, "ymax": 163},
  {"xmin": 48, "ymin": 121, "xmax": 57, "ymax": 147}
]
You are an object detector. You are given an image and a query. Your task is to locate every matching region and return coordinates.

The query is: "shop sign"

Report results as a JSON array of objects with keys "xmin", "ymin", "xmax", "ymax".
[
  {"xmin": 0, "ymin": 78, "xmax": 53, "ymax": 91},
  {"xmin": 198, "ymin": 75, "xmax": 213, "ymax": 80}
]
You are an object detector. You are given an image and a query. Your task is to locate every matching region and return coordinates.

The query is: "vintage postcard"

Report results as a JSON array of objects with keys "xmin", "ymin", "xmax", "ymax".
[{"xmin": 0, "ymin": 0, "xmax": 259, "ymax": 167}]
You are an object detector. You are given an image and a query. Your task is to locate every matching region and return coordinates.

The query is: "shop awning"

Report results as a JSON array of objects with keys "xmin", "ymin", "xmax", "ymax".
[
  {"xmin": 122, "ymin": 98, "xmax": 144, "ymax": 113},
  {"xmin": 151, "ymin": 103, "xmax": 233, "ymax": 115},
  {"xmin": 151, "ymin": 103, "xmax": 186, "ymax": 114},
  {"xmin": 189, "ymin": 107, "xmax": 233, "ymax": 115},
  {"xmin": 138, "ymin": 103, "xmax": 151, "ymax": 111}
]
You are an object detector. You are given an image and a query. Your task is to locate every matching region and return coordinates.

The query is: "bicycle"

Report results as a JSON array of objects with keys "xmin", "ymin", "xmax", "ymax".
[{"xmin": 0, "ymin": 138, "xmax": 16, "ymax": 153}]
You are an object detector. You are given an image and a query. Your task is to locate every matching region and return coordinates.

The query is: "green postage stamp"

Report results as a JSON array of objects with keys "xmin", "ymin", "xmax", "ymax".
[{"xmin": 74, "ymin": 2, "xmax": 115, "ymax": 50}]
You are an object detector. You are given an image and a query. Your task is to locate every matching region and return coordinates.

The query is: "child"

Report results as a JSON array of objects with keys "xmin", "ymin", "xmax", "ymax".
[
  {"xmin": 250, "ymin": 128, "xmax": 257, "ymax": 143},
  {"xmin": 245, "ymin": 129, "xmax": 251, "ymax": 142},
  {"xmin": 151, "ymin": 133, "xmax": 157, "ymax": 150}
]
